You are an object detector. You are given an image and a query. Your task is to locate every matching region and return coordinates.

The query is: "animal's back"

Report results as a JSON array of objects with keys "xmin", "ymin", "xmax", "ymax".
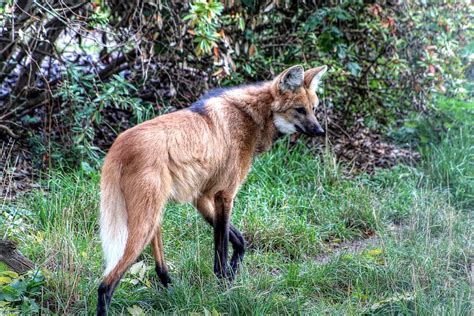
[{"xmin": 102, "ymin": 105, "xmax": 230, "ymax": 202}]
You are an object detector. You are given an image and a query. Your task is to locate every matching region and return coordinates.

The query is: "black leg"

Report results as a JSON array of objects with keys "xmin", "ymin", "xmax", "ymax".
[
  {"xmin": 97, "ymin": 282, "xmax": 109, "ymax": 316},
  {"xmin": 213, "ymin": 192, "xmax": 232, "ymax": 278},
  {"xmin": 228, "ymin": 225, "xmax": 245, "ymax": 279},
  {"xmin": 196, "ymin": 195, "xmax": 245, "ymax": 279},
  {"xmin": 155, "ymin": 264, "xmax": 172, "ymax": 287},
  {"xmin": 97, "ymin": 278, "xmax": 121, "ymax": 316},
  {"xmin": 200, "ymin": 214, "xmax": 245, "ymax": 279},
  {"xmin": 213, "ymin": 209, "xmax": 229, "ymax": 278}
]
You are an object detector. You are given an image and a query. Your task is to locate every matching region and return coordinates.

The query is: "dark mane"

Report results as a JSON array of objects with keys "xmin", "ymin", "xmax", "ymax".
[{"xmin": 188, "ymin": 83, "xmax": 265, "ymax": 115}]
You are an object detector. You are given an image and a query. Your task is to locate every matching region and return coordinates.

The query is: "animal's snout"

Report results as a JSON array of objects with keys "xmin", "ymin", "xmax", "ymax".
[
  {"xmin": 296, "ymin": 121, "xmax": 325, "ymax": 137},
  {"xmin": 310, "ymin": 123, "xmax": 325, "ymax": 137}
]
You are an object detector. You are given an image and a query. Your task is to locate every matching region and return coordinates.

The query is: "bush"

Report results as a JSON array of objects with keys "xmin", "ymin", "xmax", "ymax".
[{"xmin": 0, "ymin": 1, "xmax": 471, "ymax": 167}]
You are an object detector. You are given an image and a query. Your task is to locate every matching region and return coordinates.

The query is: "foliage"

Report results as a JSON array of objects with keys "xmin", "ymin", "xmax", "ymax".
[
  {"xmin": 0, "ymin": 270, "xmax": 45, "ymax": 314},
  {"xmin": 389, "ymin": 96, "xmax": 473, "ymax": 144},
  {"xmin": 184, "ymin": 0, "xmax": 224, "ymax": 56},
  {"xmin": 51, "ymin": 67, "xmax": 155, "ymax": 167},
  {"xmin": 211, "ymin": 2, "xmax": 471, "ymax": 124},
  {"xmin": 0, "ymin": 1, "xmax": 471, "ymax": 168}
]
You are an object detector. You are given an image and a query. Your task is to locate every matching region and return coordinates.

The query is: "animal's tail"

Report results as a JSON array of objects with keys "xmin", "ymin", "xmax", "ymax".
[{"xmin": 99, "ymin": 163, "xmax": 128, "ymax": 276}]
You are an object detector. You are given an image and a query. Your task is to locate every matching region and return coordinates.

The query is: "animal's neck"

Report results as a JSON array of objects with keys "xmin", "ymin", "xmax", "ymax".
[
  {"xmin": 225, "ymin": 83, "xmax": 273, "ymax": 126},
  {"xmin": 224, "ymin": 83, "xmax": 274, "ymax": 126},
  {"xmin": 224, "ymin": 83, "xmax": 278, "ymax": 154}
]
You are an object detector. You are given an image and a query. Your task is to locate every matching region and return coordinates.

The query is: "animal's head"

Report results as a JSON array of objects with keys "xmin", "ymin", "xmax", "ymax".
[{"xmin": 271, "ymin": 65, "xmax": 328, "ymax": 137}]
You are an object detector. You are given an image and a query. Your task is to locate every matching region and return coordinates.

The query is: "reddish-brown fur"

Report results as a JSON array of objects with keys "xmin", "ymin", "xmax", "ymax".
[{"xmin": 97, "ymin": 65, "xmax": 327, "ymax": 315}]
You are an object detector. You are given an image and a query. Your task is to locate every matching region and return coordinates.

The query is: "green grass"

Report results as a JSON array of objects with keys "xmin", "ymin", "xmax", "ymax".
[
  {"xmin": 1, "ymin": 110, "xmax": 472, "ymax": 314},
  {"xmin": 421, "ymin": 126, "xmax": 473, "ymax": 211}
]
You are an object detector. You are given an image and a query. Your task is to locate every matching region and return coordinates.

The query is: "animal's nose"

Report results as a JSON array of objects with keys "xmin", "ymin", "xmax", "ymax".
[{"xmin": 311, "ymin": 124, "xmax": 325, "ymax": 136}]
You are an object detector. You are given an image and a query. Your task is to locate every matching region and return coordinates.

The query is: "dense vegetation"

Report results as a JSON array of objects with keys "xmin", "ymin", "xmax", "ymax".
[
  {"xmin": 0, "ymin": 1, "xmax": 471, "ymax": 167},
  {"xmin": 0, "ymin": 1, "xmax": 472, "ymax": 314}
]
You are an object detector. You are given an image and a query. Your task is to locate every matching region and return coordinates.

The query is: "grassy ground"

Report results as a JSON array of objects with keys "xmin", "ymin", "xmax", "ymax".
[{"xmin": 1, "ymin": 103, "xmax": 472, "ymax": 314}]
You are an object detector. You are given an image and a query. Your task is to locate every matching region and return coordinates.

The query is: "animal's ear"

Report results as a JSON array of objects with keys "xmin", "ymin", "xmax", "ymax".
[
  {"xmin": 304, "ymin": 65, "xmax": 328, "ymax": 92},
  {"xmin": 278, "ymin": 65, "xmax": 304, "ymax": 92}
]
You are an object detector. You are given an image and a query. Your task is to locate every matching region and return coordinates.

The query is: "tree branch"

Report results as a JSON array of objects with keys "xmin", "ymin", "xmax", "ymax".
[{"xmin": 0, "ymin": 239, "xmax": 34, "ymax": 274}]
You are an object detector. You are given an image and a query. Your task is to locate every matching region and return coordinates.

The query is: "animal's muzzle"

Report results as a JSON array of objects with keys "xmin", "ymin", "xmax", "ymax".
[
  {"xmin": 297, "ymin": 123, "xmax": 325, "ymax": 137},
  {"xmin": 309, "ymin": 123, "xmax": 325, "ymax": 137}
]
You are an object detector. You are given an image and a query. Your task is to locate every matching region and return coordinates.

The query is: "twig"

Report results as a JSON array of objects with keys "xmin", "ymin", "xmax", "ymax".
[{"xmin": 0, "ymin": 124, "xmax": 18, "ymax": 138}]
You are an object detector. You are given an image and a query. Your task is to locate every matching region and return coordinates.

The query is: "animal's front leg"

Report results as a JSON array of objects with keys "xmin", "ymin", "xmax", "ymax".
[
  {"xmin": 213, "ymin": 191, "xmax": 233, "ymax": 278},
  {"xmin": 194, "ymin": 196, "xmax": 245, "ymax": 280}
]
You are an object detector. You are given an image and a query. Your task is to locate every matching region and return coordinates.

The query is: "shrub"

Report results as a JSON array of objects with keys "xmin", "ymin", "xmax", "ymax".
[{"xmin": 0, "ymin": 1, "xmax": 470, "ymax": 167}]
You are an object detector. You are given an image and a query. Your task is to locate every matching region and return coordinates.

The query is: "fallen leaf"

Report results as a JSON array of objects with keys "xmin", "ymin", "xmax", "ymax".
[{"xmin": 127, "ymin": 305, "xmax": 145, "ymax": 316}]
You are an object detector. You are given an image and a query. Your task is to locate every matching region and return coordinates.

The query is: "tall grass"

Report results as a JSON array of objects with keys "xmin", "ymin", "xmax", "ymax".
[{"xmin": 422, "ymin": 126, "xmax": 473, "ymax": 210}]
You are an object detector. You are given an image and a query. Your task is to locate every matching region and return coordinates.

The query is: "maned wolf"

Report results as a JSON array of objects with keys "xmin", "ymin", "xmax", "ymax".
[{"xmin": 97, "ymin": 64, "xmax": 328, "ymax": 315}]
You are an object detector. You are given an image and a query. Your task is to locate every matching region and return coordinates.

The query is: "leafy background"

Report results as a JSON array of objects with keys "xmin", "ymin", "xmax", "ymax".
[{"xmin": 0, "ymin": 0, "xmax": 471, "ymax": 168}]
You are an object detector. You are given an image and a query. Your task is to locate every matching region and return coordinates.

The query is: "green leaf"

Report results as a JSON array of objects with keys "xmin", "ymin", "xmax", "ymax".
[
  {"xmin": 81, "ymin": 161, "xmax": 94, "ymax": 176},
  {"xmin": 127, "ymin": 304, "xmax": 145, "ymax": 315},
  {"xmin": 0, "ymin": 271, "xmax": 19, "ymax": 279},
  {"xmin": 0, "ymin": 276, "xmax": 12, "ymax": 285},
  {"xmin": 0, "ymin": 285, "xmax": 21, "ymax": 302},
  {"xmin": 238, "ymin": 17, "xmax": 245, "ymax": 31},
  {"xmin": 347, "ymin": 62, "xmax": 362, "ymax": 77},
  {"xmin": 20, "ymin": 298, "xmax": 39, "ymax": 313}
]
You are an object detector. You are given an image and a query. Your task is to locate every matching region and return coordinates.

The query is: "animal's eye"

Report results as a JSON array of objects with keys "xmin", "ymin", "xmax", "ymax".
[{"xmin": 295, "ymin": 107, "xmax": 306, "ymax": 114}]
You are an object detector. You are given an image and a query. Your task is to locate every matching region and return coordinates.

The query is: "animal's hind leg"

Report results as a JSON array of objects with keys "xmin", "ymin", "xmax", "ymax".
[
  {"xmin": 228, "ymin": 225, "xmax": 245, "ymax": 278},
  {"xmin": 97, "ymin": 175, "xmax": 169, "ymax": 315},
  {"xmin": 97, "ymin": 219, "xmax": 157, "ymax": 315},
  {"xmin": 151, "ymin": 226, "xmax": 172, "ymax": 287}
]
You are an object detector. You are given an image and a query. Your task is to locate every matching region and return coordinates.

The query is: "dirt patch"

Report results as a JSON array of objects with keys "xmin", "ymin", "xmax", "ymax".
[
  {"xmin": 314, "ymin": 225, "xmax": 403, "ymax": 264},
  {"xmin": 311, "ymin": 108, "xmax": 420, "ymax": 174},
  {"xmin": 315, "ymin": 236, "xmax": 382, "ymax": 264}
]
